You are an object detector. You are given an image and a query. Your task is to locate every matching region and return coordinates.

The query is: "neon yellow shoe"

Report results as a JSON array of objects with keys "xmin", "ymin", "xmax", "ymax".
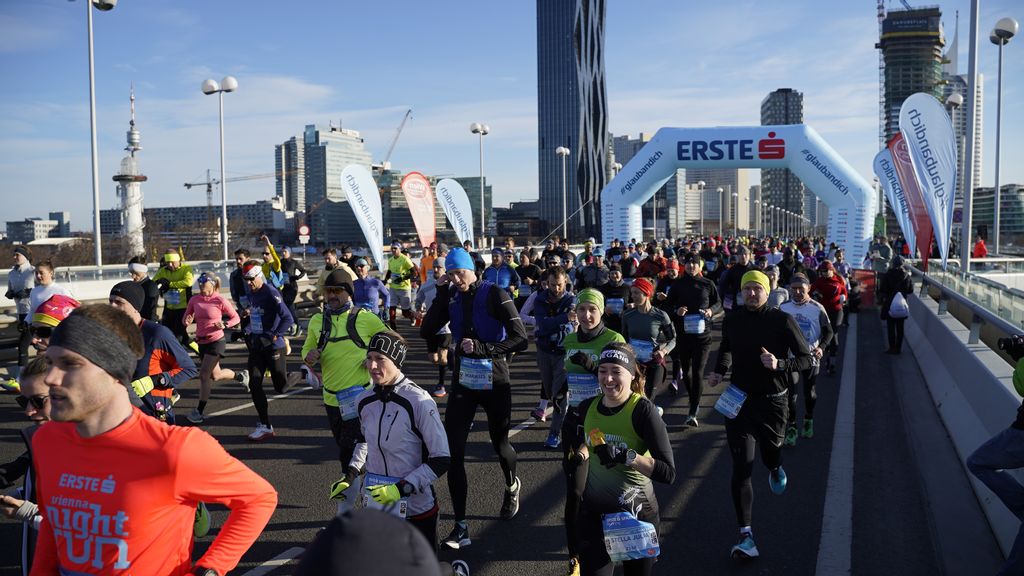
[
  {"xmin": 193, "ymin": 501, "xmax": 210, "ymax": 538},
  {"xmin": 2, "ymin": 378, "xmax": 20, "ymax": 393}
]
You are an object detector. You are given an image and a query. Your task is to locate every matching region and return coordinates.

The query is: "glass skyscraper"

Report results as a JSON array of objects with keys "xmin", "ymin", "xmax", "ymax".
[
  {"xmin": 537, "ymin": 0, "xmax": 608, "ymax": 242},
  {"xmin": 302, "ymin": 124, "xmax": 374, "ymax": 247},
  {"xmin": 760, "ymin": 88, "xmax": 806, "ymax": 218}
]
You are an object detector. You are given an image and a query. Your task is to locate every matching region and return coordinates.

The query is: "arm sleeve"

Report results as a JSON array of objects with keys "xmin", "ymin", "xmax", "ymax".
[
  {"xmin": 520, "ymin": 292, "xmax": 538, "ymax": 324},
  {"xmin": 176, "ymin": 430, "xmax": 277, "ymax": 575},
  {"xmin": 160, "ymin": 334, "xmax": 199, "ymax": 388},
  {"xmin": 620, "ymin": 312, "xmax": 631, "ymax": 342},
  {"xmin": 482, "ymin": 286, "xmax": 529, "ymax": 356},
  {"xmin": 378, "ymin": 279, "xmax": 391, "ymax": 310},
  {"xmin": 294, "ymin": 261, "xmax": 307, "ymax": 281},
  {"xmin": 818, "ymin": 309, "xmax": 834, "ymax": 350},
  {"xmin": 779, "ymin": 314, "xmax": 813, "ymax": 373},
  {"xmin": 403, "ymin": 394, "xmax": 451, "ymax": 493},
  {"xmin": 221, "ymin": 296, "xmax": 241, "ymax": 329},
  {"xmin": 267, "ymin": 245, "xmax": 282, "ymax": 273},
  {"xmin": 0, "ymin": 451, "xmax": 31, "ymax": 489},
  {"xmin": 562, "ymin": 398, "xmax": 591, "ymax": 452},
  {"xmin": 634, "ymin": 400, "xmax": 675, "ymax": 484},
  {"xmin": 658, "ymin": 312, "xmax": 676, "ymax": 356}
]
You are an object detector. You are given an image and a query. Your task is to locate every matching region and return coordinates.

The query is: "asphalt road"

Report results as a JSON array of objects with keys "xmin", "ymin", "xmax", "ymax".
[{"xmin": 0, "ymin": 309, "xmax": 992, "ymax": 575}]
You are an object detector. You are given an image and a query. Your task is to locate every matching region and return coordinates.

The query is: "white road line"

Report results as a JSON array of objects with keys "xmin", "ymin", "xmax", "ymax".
[
  {"xmin": 240, "ymin": 546, "xmax": 305, "ymax": 576},
  {"xmin": 509, "ymin": 416, "xmax": 539, "ymax": 438},
  {"xmin": 205, "ymin": 385, "xmax": 313, "ymax": 419},
  {"xmin": 815, "ymin": 313, "xmax": 857, "ymax": 574}
]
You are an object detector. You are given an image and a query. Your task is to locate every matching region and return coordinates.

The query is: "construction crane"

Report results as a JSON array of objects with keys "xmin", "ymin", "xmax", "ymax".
[
  {"xmin": 380, "ymin": 108, "xmax": 412, "ymax": 172},
  {"xmin": 184, "ymin": 169, "xmax": 296, "ymax": 209}
]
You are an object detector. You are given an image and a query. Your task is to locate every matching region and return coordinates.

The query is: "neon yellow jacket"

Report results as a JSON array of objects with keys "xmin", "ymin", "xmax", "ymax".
[{"xmin": 152, "ymin": 263, "xmax": 194, "ymax": 311}]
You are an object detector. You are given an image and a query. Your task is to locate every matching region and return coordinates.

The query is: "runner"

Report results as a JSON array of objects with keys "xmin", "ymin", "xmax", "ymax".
[
  {"xmin": 878, "ymin": 255, "xmax": 913, "ymax": 355},
  {"xmin": 27, "ymin": 260, "xmax": 72, "ymax": 322},
  {"xmin": 353, "ymin": 257, "xmax": 391, "ymax": 319},
  {"xmin": 420, "ymin": 248, "xmax": 529, "ymax": 549},
  {"xmin": 229, "ymin": 248, "xmax": 252, "ymax": 341},
  {"xmin": 6, "ymin": 246, "xmax": 34, "ymax": 390},
  {"xmin": 28, "ymin": 294, "xmax": 80, "ymax": 353},
  {"xmin": 779, "ymin": 273, "xmax": 833, "ymax": 446},
  {"xmin": 153, "ymin": 250, "xmax": 197, "ymax": 353},
  {"xmin": 240, "ymin": 261, "xmax": 295, "ymax": 441},
  {"xmin": 385, "ymin": 242, "xmax": 417, "ymax": 329},
  {"xmin": 530, "ymin": 267, "xmax": 576, "ymax": 424},
  {"xmin": 32, "ymin": 304, "xmax": 277, "ymax": 575},
  {"xmin": 340, "ymin": 331, "xmax": 450, "ymax": 549},
  {"xmin": 415, "ymin": 259, "xmax": 452, "ymax": 398},
  {"xmin": 484, "ymin": 248, "xmax": 521, "ymax": 296},
  {"xmin": 565, "ymin": 342, "xmax": 675, "ymax": 576},
  {"xmin": 708, "ymin": 270, "xmax": 813, "ymax": 559},
  {"xmin": 515, "ymin": 250, "xmax": 543, "ymax": 310},
  {"xmin": 666, "ymin": 252, "xmax": 719, "ymax": 425},
  {"xmin": 278, "ymin": 245, "xmax": 307, "ymax": 336},
  {"xmin": 183, "ymin": 272, "xmax": 243, "ymax": 423},
  {"xmin": 621, "ymin": 279, "xmax": 675, "ymax": 415},
  {"xmin": 301, "ymin": 267, "xmax": 388, "ymax": 512},
  {"xmin": 598, "ymin": 264, "xmax": 632, "ymax": 334},
  {"xmin": 764, "ymin": 265, "xmax": 790, "ymax": 309},
  {"xmin": 810, "ymin": 260, "xmax": 848, "ymax": 376},
  {"xmin": 128, "ymin": 256, "xmax": 161, "ymax": 322}
]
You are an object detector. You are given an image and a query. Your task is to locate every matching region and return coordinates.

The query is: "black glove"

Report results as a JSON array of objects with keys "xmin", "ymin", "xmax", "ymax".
[
  {"xmin": 594, "ymin": 443, "xmax": 627, "ymax": 469},
  {"xmin": 569, "ymin": 351, "xmax": 596, "ymax": 373},
  {"xmin": 17, "ymin": 289, "xmax": 30, "ymax": 300},
  {"xmin": 4, "ymin": 289, "xmax": 12, "ymax": 299},
  {"xmin": 155, "ymin": 278, "xmax": 170, "ymax": 293}
]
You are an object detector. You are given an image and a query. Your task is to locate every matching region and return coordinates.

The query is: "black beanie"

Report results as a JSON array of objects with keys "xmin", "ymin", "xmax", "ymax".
[
  {"xmin": 293, "ymin": 510, "xmax": 443, "ymax": 576},
  {"xmin": 368, "ymin": 330, "xmax": 408, "ymax": 368},
  {"xmin": 110, "ymin": 281, "xmax": 145, "ymax": 313}
]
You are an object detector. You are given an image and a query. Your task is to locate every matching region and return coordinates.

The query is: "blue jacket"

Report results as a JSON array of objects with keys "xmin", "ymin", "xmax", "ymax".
[
  {"xmin": 532, "ymin": 290, "xmax": 576, "ymax": 354},
  {"xmin": 483, "ymin": 264, "xmax": 520, "ymax": 291},
  {"xmin": 354, "ymin": 277, "xmax": 390, "ymax": 313},
  {"xmin": 247, "ymin": 283, "xmax": 294, "ymax": 349}
]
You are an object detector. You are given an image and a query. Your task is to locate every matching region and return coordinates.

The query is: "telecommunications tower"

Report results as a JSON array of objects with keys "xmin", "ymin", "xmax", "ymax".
[{"xmin": 112, "ymin": 85, "xmax": 147, "ymax": 257}]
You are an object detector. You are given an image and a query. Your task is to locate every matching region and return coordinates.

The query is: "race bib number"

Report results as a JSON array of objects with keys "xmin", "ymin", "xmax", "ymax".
[
  {"xmin": 335, "ymin": 385, "xmax": 365, "ymax": 421},
  {"xmin": 602, "ymin": 512, "xmax": 660, "ymax": 562},
  {"xmin": 239, "ymin": 296, "xmax": 250, "ymax": 310},
  {"xmin": 682, "ymin": 313, "xmax": 706, "ymax": 335},
  {"xmin": 567, "ymin": 372, "xmax": 600, "ymax": 408},
  {"xmin": 714, "ymin": 384, "xmax": 748, "ymax": 419},
  {"xmin": 519, "ymin": 284, "xmax": 532, "ymax": 297},
  {"xmin": 360, "ymin": 473, "xmax": 408, "ymax": 518},
  {"xmin": 606, "ymin": 298, "xmax": 625, "ymax": 316},
  {"xmin": 723, "ymin": 295, "xmax": 734, "ymax": 310},
  {"xmin": 249, "ymin": 308, "xmax": 264, "ymax": 334},
  {"xmin": 459, "ymin": 357, "xmax": 493, "ymax": 390},
  {"xmin": 166, "ymin": 290, "xmax": 180, "ymax": 306},
  {"xmin": 630, "ymin": 339, "xmax": 654, "ymax": 363}
]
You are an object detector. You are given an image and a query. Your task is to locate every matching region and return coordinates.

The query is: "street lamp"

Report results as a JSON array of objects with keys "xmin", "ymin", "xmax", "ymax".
[
  {"xmin": 556, "ymin": 146, "xmax": 571, "ymax": 243},
  {"xmin": 85, "ymin": 0, "xmax": 119, "ymax": 266},
  {"xmin": 990, "ymin": 17, "xmax": 1018, "ymax": 255},
  {"xmin": 946, "ymin": 92, "xmax": 965, "ymax": 248},
  {"xmin": 754, "ymin": 199, "xmax": 761, "ymax": 238},
  {"xmin": 716, "ymin": 187, "xmax": 724, "ymax": 236},
  {"xmin": 731, "ymin": 191, "xmax": 739, "ymax": 238},
  {"xmin": 698, "ymin": 181, "xmax": 706, "ymax": 236},
  {"xmin": 202, "ymin": 75, "xmax": 237, "ymax": 262},
  {"xmin": 470, "ymin": 123, "xmax": 490, "ymax": 248}
]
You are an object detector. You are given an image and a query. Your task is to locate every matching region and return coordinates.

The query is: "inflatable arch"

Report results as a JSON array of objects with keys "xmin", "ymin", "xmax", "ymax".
[{"xmin": 600, "ymin": 125, "xmax": 877, "ymax": 264}]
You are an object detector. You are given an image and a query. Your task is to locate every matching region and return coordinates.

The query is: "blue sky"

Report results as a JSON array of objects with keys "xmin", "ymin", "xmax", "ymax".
[{"xmin": 2, "ymin": 0, "xmax": 1021, "ymax": 230}]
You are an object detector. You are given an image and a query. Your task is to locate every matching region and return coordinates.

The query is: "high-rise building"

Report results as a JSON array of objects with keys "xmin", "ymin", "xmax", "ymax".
[
  {"xmin": 302, "ymin": 124, "xmax": 374, "ymax": 247},
  {"xmin": 760, "ymin": 88, "xmax": 805, "ymax": 217},
  {"xmin": 48, "ymin": 212, "xmax": 71, "ymax": 237},
  {"xmin": 454, "ymin": 177, "xmax": 495, "ymax": 239},
  {"xmin": 877, "ymin": 7, "xmax": 945, "ymax": 142},
  {"xmin": 612, "ymin": 133, "xmax": 687, "ymax": 239},
  {"xmin": 940, "ymin": 15, "xmax": 983, "ymax": 204},
  {"xmin": 537, "ymin": 0, "xmax": 609, "ymax": 241},
  {"xmin": 685, "ymin": 169, "xmax": 749, "ymax": 235},
  {"xmin": 275, "ymin": 135, "xmax": 306, "ymax": 213},
  {"xmin": 6, "ymin": 218, "xmax": 59, "ymax": 244}
]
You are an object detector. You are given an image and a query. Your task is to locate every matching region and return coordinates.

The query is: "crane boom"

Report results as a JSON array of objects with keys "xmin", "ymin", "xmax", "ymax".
[{"xmin": 381, "ymin": 108, "xmax": 412, "ymax": 170}]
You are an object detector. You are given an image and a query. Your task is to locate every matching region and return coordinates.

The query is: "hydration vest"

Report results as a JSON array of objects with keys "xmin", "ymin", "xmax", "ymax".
[{"xmin": 449, "ymin": 281, "xmax": 506, "ymax": 344}]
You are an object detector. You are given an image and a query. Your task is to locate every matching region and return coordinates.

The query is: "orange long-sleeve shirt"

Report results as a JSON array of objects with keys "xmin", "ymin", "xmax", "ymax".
[{"xmin": 31, "ymin": 408, "xmax": 277, "ymax": 575}]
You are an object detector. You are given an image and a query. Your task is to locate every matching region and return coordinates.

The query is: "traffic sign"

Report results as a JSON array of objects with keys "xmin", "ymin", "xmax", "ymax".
[
  {"xmin": 299, "ymin": 235, "xmax": 310, "ymax": 245},
  {"xmin": 298, "ymin": 224, "xmax": 310, "ymax": 236}
]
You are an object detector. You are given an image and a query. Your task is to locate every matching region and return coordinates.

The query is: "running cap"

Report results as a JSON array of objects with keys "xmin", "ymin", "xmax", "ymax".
[
  {"xmin": 109, "ymin": 281, "xmax": 145, "ymax": 313},
  {"xmin": 367, "ymin": 331, "xmax": 407, "ymax": 369},
  {"xmin": 681, "ymin": 252, "xmax": 700, "ymax": 264},
  {"xmin": 323, "ymin": 268, "xmax": 355, "ymax": 294},
  {"xmin": 13, "ymin": 246, "xmax": 30, "ymax": 260},
  {"xmin": 576, "ymin": 288, "xmax": 605, "ymax": 315},
  {"xmin": 33, "ymin": 294, "xmax": 80, "ymax": 327},
  {"xmin": 592, "ymin": 248, "xmax": 605, "ymax": 257},
  {"xmin": 491, "ymin": 247, "xmax": 505, "ymax": 256},
  {"xmin": 599, "ymin": 342, "xmax": 637, "ymax": 376},
  {"xmin": 354, "ymin": 258, "xmax": 369, "ymax": 267},
  {"xmin": 818, "ymin": 260, "xmax": 834, "ymax": 271},
  {"xmin": 445, "ymin": 248, "xmax": 475, "ymax": 271},
  {"xmin": 632, "ymin": 278, "xmax": 655, "ymax": 298},
  {"xmin": 740, "ymin": 270, "xmax": 771, "ymax": 294},
  {"xmin": 664, "ymin": 259, "xmax": 679, "ymax": 271}
]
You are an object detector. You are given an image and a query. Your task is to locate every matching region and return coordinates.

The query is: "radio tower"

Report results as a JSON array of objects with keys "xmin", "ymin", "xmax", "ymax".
[
  {"xmin": 877, "ymin": 0, "xmax": 886, "ymax": 152},
  {"xmin": 113, "ymin": 85, "xmax": 148, "ymax": 257}
]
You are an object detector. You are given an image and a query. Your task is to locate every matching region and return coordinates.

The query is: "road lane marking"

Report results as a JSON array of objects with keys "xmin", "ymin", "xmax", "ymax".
[
  {"xmin": 815, "ymin": 314, "xmax": 857, "ymax": 574},
  {"xmin": 205, "ymin": 385, "xmax": 313, "ymax": 419},
  {"xmin": 240, "ymin": 546, "xmax": 305, "ymax": 576}
]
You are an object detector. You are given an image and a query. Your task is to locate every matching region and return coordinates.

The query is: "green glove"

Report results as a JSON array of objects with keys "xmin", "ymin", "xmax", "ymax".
[
  {"xmin": 131, "ymin": 376, "xmax": 155, "ymax": 398},
  {"xmin": 367, "ymin": 483, "xmax": 402, "ymax": 505},
  {"xmin": 329, "ymin": 479, "xmax": 350, "ymax": 501}
]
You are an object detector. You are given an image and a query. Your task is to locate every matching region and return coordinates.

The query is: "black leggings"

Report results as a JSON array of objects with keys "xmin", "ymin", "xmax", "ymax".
[
  {"xmin": 578, "ymin": 504, "xmax": 659, "ymax": 576},
  {"xmin": 561, "ymin": 413, "xmax": 589, "ymax": 558},
  {"xmin": 887, "ymin": 318, "xmax": 906, "ymax": 352},
  {"xmin": 247, "ymin": 347, "xmax": 288, "ymax": 426},
  {"xmin": 725, "ymin": 395, "xmax": 788, "ymax": 527},
  {"xmin": 787, "ymin": 368, "xmax": 819, "ymax": 423},
  {"xmin": 825, "ymin": 309, "xmax": 844, "ymax": 356},
  {"xmin": 17, "ymin": 314, "xmax": 30, "ymax": 368},
  {"xmin": 445, "ymin": 384, "xmax": 517, "ymax": 520},
  {"xmin": 408, "ymin": 506, "xmax": 439, "ymax": 552},
  {"xmin": 641, "ymin": 361, "xmax": 664, "ymax": 404},
  {"xmin": 162, "ymin": 307, "xmax": 190, "ymax": 348},
  {"xmin": 675, "ymin": 336, "xmax": 711, "ymax": 416},
  {"xmin": 325, "ymin": 404, "xmax": 362, "ymax": 473}
]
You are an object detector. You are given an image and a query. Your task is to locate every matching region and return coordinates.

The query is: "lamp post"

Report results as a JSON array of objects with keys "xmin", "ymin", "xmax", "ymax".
[
  {"xmin": 754, "ymin": 199, "xmax": 761, "ymax": 238},
  {"xmin": 556, "ymin": 146, "xmax": 571, "ymax": 243},
  {"xmin": 470, "ymin": 123, "xmax": 490, "ymax": 248},
  {"xmin": 85, "ymin": 0, "xmax": 118, "ymax": 266},
  {"xmin": 716, "ymin": 187, "xmax": 724, "ymax": 236},
  {"xmin": 731, "ymin": 191, "xmax": 739, "ymax": 238},
  {"xmin": 946, "ymin": 92, "xmax": 965, "ymax": 253},
  {"xmin": 202, "ymin": 76, "xmax": 238, "ymax": 262},
  {"xmin": 991, "ymin": 17, "xmax": 1018, "ymax": 255},
  {"xmin": 698, "ymin": 180, "xmax": 706, "ymax": 236}
]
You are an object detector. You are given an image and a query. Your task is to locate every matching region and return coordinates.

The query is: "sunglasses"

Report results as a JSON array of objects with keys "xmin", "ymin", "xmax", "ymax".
[
  {"xmin": 31, "ymin": 326, "xmax": 52, "ymax": 339},
  {"xmin": 16, "ymin": 394, "xmax": 49, "ymax": 410},
  {"xmin": 262, "ymin": 252, "xmax": 271, "ymax": 256}
]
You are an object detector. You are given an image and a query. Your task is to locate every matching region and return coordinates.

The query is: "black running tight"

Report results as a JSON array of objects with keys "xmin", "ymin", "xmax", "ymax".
[{"xmin": 247, "ymin": 348, "xmax": 288, "ymax": 426}]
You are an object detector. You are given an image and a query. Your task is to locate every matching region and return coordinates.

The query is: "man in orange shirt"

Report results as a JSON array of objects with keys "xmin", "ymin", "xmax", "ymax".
[{"xmin": 32, "ymin": 304, "xmax": 277, "ymax": 576}]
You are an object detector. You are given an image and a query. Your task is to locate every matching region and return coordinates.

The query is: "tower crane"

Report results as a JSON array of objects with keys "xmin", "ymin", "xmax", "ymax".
[
  {"xmin": 380, "ymin": 108, "xmax": 413, "ymax": 171},
  {"xmin": 184, "ymin": 169, "xmax": 297, "ymax": 209}
]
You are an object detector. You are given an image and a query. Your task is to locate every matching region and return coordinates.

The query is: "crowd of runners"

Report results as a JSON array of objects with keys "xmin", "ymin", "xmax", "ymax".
[{"xmin": 1, "ymin": 231, "xmax": 911, "ymax": 576}]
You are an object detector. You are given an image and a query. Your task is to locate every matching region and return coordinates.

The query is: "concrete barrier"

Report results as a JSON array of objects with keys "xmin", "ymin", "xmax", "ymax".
[{"xmin": 905, "ymin": 292, "xmax": 1020, "ymax": 557}]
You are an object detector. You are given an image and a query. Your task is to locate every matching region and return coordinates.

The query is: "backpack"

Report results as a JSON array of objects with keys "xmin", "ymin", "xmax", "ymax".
[
  {"xmin": 316, "ymin": 307, "xmax": 367, "ymax": 352},
  {"xmin": 888, "ymin": 292, "xmax": 909, "ymax": 319}
]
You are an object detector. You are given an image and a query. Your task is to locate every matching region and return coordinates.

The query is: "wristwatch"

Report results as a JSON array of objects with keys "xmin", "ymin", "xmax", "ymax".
[
  {"xmin": 398, "ymin": 481, "xmax": 415, "ymax": 497},
  {"xmin": 625, "ymin": 449, "xmax": 638, "ymax": 468}
]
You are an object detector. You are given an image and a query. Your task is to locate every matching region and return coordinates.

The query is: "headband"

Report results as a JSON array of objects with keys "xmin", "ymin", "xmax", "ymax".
[
  {"xmin": 599, "ymin": 346, "xmax": 637, "ymax": 376},
  {"xmin": 163, "ymin": 252, "xmax": 181, "ymax": 263},
  {"xmin": 243, "ymin": 264, "xmax": 263, "ymax": 280},
  {"xmin": 128, "ymin": 263, "xmax": 148, "ymax": 275},
  {"xmin": 49, "ymin": 313, "xmax": 140, "ymax": 385},
  {"xmin": 367, "ymin": 331, "xmax": 407, "ymax": 368},
  {"xmin": 633, "ymin": 278, "xmax": 655, "ymax": 298}
]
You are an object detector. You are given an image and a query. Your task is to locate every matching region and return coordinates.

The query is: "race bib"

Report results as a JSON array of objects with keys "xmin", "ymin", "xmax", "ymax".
[
  {"xmin": 606, "ymin": 298, "xmax": 625, "ymax": 316},
  {"xmin": 360, "ymin": 473, "xmax": 408, "ymax": 518},
  {"xmin": 683, "ymin": 313, "xmax": 706, "ymax": 335},
  {"xmin": 602, "ymin": 512, "xmax": 660, "ymax": 563},
  {"xmin": 630, "ymin": 339, "xmax": 655, "ymax": 363},
  {"xmin": 335, "ymin": 385, "xmax": 365, "ymax": 421},
  {"xmin": 714, "ymin": 384, "xmax": 748, "ymax": 419},
  {"xmin": 459, "ymin": 357, "xmax": 493, "ymax": 390},
  {"xmin": 723, "ymin": 295, "xmax": 734, "ymax": 310},
  {"xmin": 249, "ymin": 308, "xmax": 264, "ymax": 334},
  {"xmin": 567, "ymin": 372, "xmax": 600, "ymax": 408},
  {"xmin": 165, "ymin": 290, "xmax": 180, "ymax": 306},
  {"xmin": 239, "ymin": 296, "xmax": 250, "ymax": 310},
  {"xmin": 519, "ymin": 284, "xmax": 533, "ymax": 297}
]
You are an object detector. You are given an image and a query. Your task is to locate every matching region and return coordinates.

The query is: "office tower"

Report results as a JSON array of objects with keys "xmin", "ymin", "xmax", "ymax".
[
  {"xmin": 877, "ymin": 7, "xmax": 945, "ymax": 141},
  {"xmin": 941, "ymin": 15, "xmax": 983, "ymax": 204},
  {"xmin": 537, "ymin": 0, "xmax": 609, "ymax": 241},
  {"xmin": 685, "ymin": 169, "xmax": 749, "ymax": 236},
  {"xmin": 302, "ymin": 124, "xmax": 374, "ymax": 247},
  {"xmin": 612, "ymin": 133, "xmax": 687, "ymax": 239},
  {"xmin": 48, "ymin": 212, "xmax": 71, "ymax": 237},
  {"xmin": 760, "ymin": 88, "xmax": 805, "ymax": 217},
  {"xmin": 275, "ymin": 135, "xmax": 306, "ymax": 213}
]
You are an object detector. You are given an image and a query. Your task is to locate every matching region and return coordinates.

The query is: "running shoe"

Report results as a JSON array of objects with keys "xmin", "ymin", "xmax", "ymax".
[
  {"xmin": 452, "ymin": 560, "xmax": 471, "ymax": 576},
  {"xmin": 2, "ymin": 378, "xmax": 20, "ymax": 393},
  {"xmin": 544, "ymin": 432, "xmax": 561, "ymax": 449},
  {"xmin": 235, "ymin": 370, "xmax": 250, "ymax": 392},
  {"xmin": 802, "ymin": 419, "xmax": 814, "ymax": 439},
  {"xmin": 186, "ymin": 409, "xmax": 205, "ymax": 424},
  {"xmin": 248, "ymin": 423, "xmax": 275, "ymax": 442},
  {"xmin": 443, "ymin": 523, "xmax": 472, "ymax": 549},
  {"xmin": 669, "ymin": 379, "xmax": 679, "ymax": 395},
  {"xmin": 769, "ymin": 466, "xmax": 788, "ymax": 495},
  {"xmin": 656, "ymin": 405, "xmax": 664, "ymax": 418},
  {"xmin": 531, "ymin": 407, "xmax": 548, "ymax": 422},
  {"xmin": 500, "ymin": 477, "xmax": 521, "ymax": 520},
  {"xmin": 565, "ymin": 557, "xmax": 580, "ymax": 576},
  {"xmin": 731, "ymin": 532, "xmax": 759, "ymax": 559},
  {"xmin": 193, "ymin": 501, "xmax": 211, "ymax": 538},
  {"xmin": 685, "ymin": 415, "xmax": 699, "ymax": 428},
  {"xmin": 784, "ymin": 426, "xmax": 798, "ymax": 447},
  {"xmin": 188, "ymin": 340, "xmax": 200, "ymax": 355},
  {"xmin": 433, "ymin": 383, "xmax": 447, "ymax": 398}
]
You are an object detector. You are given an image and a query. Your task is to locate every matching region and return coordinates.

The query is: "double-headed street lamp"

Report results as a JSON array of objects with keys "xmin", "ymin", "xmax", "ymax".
[
  {"xmin": 754, "ymin": 199, "xmax": 761, "ymax": 237},
  {"xmin": 470, "ymin": 123, "xmax": 490, "ymax": 247},
  {"xmin": 84, "ymin": 0, "xmax": 118, "ymax": 266},
  {"xmin": 698, "ymin": 181, "xmax": 706, "ymax": 236},
  {"xmin": 991, "ymin": 17, "xmax": 1018, "ymax": 255},
  {"xmin": 556, "ymin": 146, "xmax": 571, "ymax": 243},
  {"xmin": 717, "ymin": 187, "xmax": 724, "ymax": 236},
  {"xmin": 731, "ymin": 191, "xmax": 739, "ymax": 238},
  {"xmin": 202, "ymin": 76, "xmax": 238, "ymax": 262}
]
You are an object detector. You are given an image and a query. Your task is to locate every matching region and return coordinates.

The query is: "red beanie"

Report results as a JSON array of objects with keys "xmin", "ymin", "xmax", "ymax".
[
  {"xmin": 33, "ymin": 294, "xmax": 81, "ymax": 327},
  {"xmin": 633, "ymin": 278, "xmax": 655, "ymax": 298},
  {"xmin": 665, "ymin": 259, "xmax": 680, "ymax": 271}
]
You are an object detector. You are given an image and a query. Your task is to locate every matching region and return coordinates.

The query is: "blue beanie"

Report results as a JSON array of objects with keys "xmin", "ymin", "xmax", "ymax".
[{"xmin": 445, "ymin": 247, "xmax": 475, "ymax": 271}]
